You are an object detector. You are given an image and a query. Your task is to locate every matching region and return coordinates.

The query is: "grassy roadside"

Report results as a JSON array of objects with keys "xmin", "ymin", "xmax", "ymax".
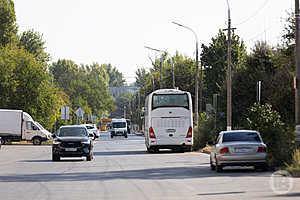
[
  {"xmin": 10, "ymin": 138, "xmax": 53, "ymax": 145},
  {"xmin": 285, "ymin": 149, "xmax": 300, "ymax": 177}
]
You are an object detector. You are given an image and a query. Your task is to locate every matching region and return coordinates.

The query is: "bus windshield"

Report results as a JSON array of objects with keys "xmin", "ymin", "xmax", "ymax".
[{"xmin": 152, "ymin": 94, "xmax": 189, "ymax": 110}]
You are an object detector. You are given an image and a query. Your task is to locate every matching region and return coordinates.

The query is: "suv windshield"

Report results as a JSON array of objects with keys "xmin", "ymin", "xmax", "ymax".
[
  {"xmin": 59, "ymin": 127, "xmax": 88, "ymax": 137},
  {"xmin": 222, "ymin": 132, "xmax": 261, "ymax": 143},
  {"xmin": 152, "ymin": 94, "xmax": 189, "ymax": 110},
  {"xmin": 112, "ymin": 122, "xmax": 126, "ymax": 128}
]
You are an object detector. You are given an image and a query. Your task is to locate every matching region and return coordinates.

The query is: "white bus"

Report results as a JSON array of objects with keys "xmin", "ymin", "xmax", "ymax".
[{"xmin": 144, "ymin": 89, "xmax": 193, "ymax": 153}]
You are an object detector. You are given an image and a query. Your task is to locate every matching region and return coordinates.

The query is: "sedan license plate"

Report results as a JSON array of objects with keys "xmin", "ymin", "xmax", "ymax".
[
  {"xmin": 65, "ymin": 148, "xmax": 77, "ymax": 152},
  {"xmin": 235, "ymin": 147, "xmax": 252, "ymax": 153}
]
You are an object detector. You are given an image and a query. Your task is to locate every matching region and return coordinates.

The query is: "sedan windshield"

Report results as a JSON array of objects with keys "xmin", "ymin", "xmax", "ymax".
[
  {"xmin": 222, "ymin": 132, "xmax": 261, "ymax": 143},
  {"xmin": 59, "ymin": 127, "xmax": 88, "ymax": 137}
]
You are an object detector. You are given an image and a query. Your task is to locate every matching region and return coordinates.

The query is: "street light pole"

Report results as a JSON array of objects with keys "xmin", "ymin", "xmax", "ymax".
[
  {"xmin": 145, "ymin": 46, "xmax": 165, "ymax": 89},
  {"xmin": 172, "ymin": 21, "xmax": 200, "ymax": 124}
]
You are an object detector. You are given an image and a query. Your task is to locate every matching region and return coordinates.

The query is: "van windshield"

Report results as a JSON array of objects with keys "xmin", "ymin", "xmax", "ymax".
[
  {"xmin": 152, "ymin": 94, "xmax": 189, "ymax": 110},
  {"xmin": 112, "ymin": 122, "xmax": 126, "ymax": 128}
]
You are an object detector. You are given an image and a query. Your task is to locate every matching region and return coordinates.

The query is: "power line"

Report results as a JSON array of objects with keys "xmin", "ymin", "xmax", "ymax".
[{"xmin": 234, "ymin": 0, "xmax": 270, "ymax": 26}]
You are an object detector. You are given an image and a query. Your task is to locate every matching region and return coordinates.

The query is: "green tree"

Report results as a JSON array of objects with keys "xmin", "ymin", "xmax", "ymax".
[
  {"xmin": 18, "ymin": 29, "xmax": 51, "ymax": 63},
  {"xmin": 103, "ymin": 63, "xmax": 126, "ymax": 87},
  {"xmin": 247, "ymin": 103, "xmax": 295, "ymax": 167},
  {"xmin": 0, "ymin": 0, "xmax": 18, "ymax": 46},
  {"xmin": 0, "ymin": 45, "xmax": 61, "ymax": 129},
  {"xmin": 201, "ymin": 30, "xmax": 247, "ymax": 128},
  {"xmin": 49, "ymin": 60, "xmax": 114, "ymax": 121}
]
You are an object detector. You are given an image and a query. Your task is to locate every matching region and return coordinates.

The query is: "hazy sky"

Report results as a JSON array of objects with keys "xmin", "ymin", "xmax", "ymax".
[{"xmin": 15, "ymin": 0, "xmax": 294, "ymax": 84}]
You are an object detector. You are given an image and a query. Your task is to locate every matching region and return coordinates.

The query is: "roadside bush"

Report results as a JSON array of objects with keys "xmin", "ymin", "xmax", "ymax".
[
  {"xmin": 193, "ymin": 112, "xmax": 217, "ymax": 150},
  {"xmin": 285, "ymin": 149, "xmax": 300, "ymax": 176},
  {"xmin": 247, "ymin": 103, "xmax": 295, "ymax": 168}
]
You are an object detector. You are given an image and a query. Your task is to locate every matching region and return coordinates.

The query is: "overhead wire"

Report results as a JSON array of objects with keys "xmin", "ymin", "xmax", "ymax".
[{"xmin": 234, "ymin": 0, "xmax": 270, "ymax": 26}]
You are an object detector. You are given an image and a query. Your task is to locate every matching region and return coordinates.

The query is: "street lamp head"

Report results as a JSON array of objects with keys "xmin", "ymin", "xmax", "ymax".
[{"xmin": 172, "ymin": 21, "xmax": 183, "ymax": 27}]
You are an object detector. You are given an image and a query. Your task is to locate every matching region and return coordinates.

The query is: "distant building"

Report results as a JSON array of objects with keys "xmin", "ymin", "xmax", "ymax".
[{"xmin": 109, "ymin": 86, "xmax": 139, "ymax": 98}]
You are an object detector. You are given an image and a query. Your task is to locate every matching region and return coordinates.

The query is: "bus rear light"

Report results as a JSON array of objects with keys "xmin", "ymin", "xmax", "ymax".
[
  {"xmin": 149, "ymin": 127, "xmax": 156, "ymax": 138},
  {"xmin": 186, "ymin": 126, "xmax": 193, "ymax": 138}
]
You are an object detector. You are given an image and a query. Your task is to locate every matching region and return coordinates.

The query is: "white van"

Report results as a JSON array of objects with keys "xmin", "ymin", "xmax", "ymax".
[
  {"xmin": 110, "ymin": 118, "xmax": 128, "ymax": 138},
  {"xmin": 0, "ymin": 109, "xmax": 51, "ymax": 145},
  {"xmin": 144, "ymin": 89, "xmax": 193, "ymax": 153}
]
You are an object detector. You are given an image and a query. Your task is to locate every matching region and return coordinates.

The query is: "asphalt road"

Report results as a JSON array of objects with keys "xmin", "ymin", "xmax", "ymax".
[{"xmin": 0, "ymin": 132, "xmax": 299, "ymax": 200}]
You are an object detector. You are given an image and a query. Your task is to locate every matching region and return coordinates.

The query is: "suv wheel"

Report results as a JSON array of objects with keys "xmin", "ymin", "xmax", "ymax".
[
  {"xmin": 86, "ymin": 152, "xmax": 93, "ymax": 161},
  {"xmin": 52, "ymin": 154, "xmax": 60, "ymax": 161}
]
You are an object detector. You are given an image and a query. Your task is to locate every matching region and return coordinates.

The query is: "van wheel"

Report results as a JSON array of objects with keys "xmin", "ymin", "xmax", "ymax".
[{"xmin": 32, "ymin": 137, "xmax": 42, "ymax": 145}]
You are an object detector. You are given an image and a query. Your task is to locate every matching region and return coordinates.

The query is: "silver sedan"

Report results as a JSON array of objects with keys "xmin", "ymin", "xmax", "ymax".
[{"xmin": 210, "ymin": 130, "xmax": 267, "ymax": 172}]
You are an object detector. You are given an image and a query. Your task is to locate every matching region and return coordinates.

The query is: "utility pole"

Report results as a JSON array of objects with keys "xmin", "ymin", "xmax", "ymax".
[
  {"xmin": 171, "ymin": 58, "xmax": 175, "ymax": 89},
  {"xmin": 223, "ymin": 0, "xmax": 235, "ymax": 131},
  {"xmin": 296, "ymin": 0, "xmax": 300, "ymax": 125},
  {"xmin": 159, "ymin": 57, "xmax": 162, "ymax": 89},
  {"xmin": 295, "ymin": 0, "xmax": 300, "ymax": 145}
]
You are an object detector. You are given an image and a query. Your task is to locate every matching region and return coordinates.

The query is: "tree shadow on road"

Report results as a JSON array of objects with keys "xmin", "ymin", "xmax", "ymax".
[
  {"xmin": 0, "ymin": 165, "xmax": 272, "ymax": 183},
  {"xmin": 94, "ymin": 150, "xmax": 147, "ymax": 156}
]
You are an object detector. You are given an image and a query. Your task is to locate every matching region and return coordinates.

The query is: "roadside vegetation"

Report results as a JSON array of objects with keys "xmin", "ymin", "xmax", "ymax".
[
  {"xmin": 0, "ymin": 0, "xmax": 125, "ymax": 132},
  {"xmin": 285, "ymin": 149, "xmax": 300, "ymax": 176},
  {"xmin": 1, "ymin": 0, "xmax": 300, "ymax": 171},
  {"xmin": 131, "ymin": 11, "xmax": 299, "ymax": 170}
]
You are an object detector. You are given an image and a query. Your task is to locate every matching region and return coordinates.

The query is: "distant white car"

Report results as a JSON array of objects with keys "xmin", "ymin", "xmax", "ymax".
[{"xmin": 83, "ymin": 124, "xmax": 100, "ymax": 140}]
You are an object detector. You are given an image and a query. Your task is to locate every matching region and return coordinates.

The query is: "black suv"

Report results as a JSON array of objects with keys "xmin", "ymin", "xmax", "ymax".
[{"xmin": 52, "ymin": 125, "xmax": 94, "ymax": 161}]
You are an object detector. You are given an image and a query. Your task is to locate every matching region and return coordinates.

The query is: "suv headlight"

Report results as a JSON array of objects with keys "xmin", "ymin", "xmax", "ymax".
[
  {"xmin": 52, "ymin": 140, "xmax": 61, "ymax": 145},
  {"xmin": 82, "ymin": 141, "xmax": 90, "ymax": 145}
]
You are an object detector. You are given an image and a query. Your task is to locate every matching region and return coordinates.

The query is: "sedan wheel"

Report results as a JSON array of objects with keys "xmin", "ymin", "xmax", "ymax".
[
  {"xmin": 210, "ymin": 158, "xmax": 216, "ymax": 171},
  {"xmin": 216, "ymin": 162, "xmax": 223, "ymax": 173}
]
